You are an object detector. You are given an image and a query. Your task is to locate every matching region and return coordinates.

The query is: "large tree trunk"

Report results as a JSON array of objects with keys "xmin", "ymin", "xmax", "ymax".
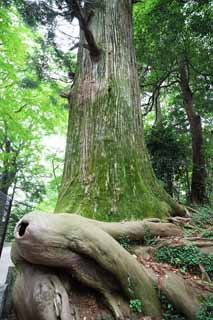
[
  {"xmin": 179, "ymin": 60, "xmax": 207, "ymax": 204},
  {"xmin": 56, "ymin": 0, "xmax": 184, "ymax": 219},
  {"xmin": 12, "ymin": 212, "xmax": 212, "ymax": 320}
]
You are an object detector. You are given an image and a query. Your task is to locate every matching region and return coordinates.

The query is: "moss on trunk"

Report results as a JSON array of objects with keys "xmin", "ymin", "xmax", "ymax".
[{"xmin": 56, "ymin": 0, "xmax": 184, "ymax": 219}]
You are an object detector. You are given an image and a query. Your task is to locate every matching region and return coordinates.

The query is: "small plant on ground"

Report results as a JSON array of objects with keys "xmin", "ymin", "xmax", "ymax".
[
  {"xmin": 160, "ymin": 293, "xmax": 185, "ymax": 320},
  {"xmin": 201, "ymin": 230, "xmax": 213, "ymax": 240},
  {"xmin": 155, "ymin": 244, "xmax": 213, "ymax": 279},
  {"xmin": 118, "ymin": 234, "xmax": 131, "ymax": 250},
  {"xmin": 129, "ymin": 299, "xmax": 142, "ymax": 313},
  {"xmin": 196, "ymin": 295, "xmax": 213, "ymax": 320},
  {"xmin": 143, "ymin": 225, "xmax": 158, "ymax": 246},
  {"xmin": 192, "ymin": 207, "xmax": 213, "ymax": 228}
]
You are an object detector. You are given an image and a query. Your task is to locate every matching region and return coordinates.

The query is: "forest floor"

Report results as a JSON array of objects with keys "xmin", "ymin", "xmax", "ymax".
[{"xmin": 7, "ymin": 206, "xmax": 213, "ymax": 320}]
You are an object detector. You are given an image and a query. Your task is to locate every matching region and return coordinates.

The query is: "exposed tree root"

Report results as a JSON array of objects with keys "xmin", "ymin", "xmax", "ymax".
[
  {"xmin": 13, "ymin": 263, "xmax": 72, "ymax": 320},
  {"xmin": 12, "ymin": 212, "xmax": 212, "ymax": 320}
]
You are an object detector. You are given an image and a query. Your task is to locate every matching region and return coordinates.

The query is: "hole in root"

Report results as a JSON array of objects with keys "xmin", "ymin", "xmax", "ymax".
[{"xmin": 18, "ymin": 222, "xmax": 29, "ymax": 237}]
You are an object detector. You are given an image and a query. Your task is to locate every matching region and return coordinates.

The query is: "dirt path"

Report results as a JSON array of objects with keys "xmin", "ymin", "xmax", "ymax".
[{"xmin": 0, "ymin": 243, "xmax": 12, "ymax": 285}]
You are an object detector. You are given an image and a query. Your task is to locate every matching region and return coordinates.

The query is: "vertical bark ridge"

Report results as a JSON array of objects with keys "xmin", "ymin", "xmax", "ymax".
[{"xmin": 56, "ymin": 0, "xmax": 184, "ymax": 219}]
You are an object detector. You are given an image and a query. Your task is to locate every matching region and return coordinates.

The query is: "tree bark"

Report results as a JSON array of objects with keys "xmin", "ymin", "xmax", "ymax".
[
  {"xmin": 56, "ymin": 0, "xmax": 184, "ymax": 219},
  {"xmin": 179, "ymin": 60, "xmax": 207, "ymax": 204}
]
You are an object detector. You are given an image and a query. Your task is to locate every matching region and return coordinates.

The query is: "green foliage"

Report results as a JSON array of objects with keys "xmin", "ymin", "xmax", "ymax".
[
  {"xmin": 192, "ymin": 207, "xmax": 213, "ymax": 228},
  {"xmin": 118, "ymin": 235, "xmax": 130, "ymax": 250},
  {"xmin": 202, "ymin": 230, "xmax": 213, "ymax": 240},
  {"xmin": 134, "ymin": 0, "xmax": 213, "ymax": 203},
  {"xmin": 145, "ymin": 119, "xmax": 189, "ymax": 197},
  {"xmin": 0, "ymin": 4, "xmax": 68, "ymax": 216},
  {"xmin": 160, "ymin": 292, "xmax": 185, "ymax": 320},
  {"xmin": 155, "ymin": 245, "xmax": 213, "ymax": 278},
  {"xmin": 129, "ymin": 299, "xmax": 142, "ymax": 313},
  {"xmin": 143, "ymin": 225, "xmax": 158, "ymax": 246},
  {"xmin": 196, "ymin": 295, "xmax": 213, "ymax": 320}
]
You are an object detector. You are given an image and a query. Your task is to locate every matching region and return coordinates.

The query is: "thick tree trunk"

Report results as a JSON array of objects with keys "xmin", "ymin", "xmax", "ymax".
[
  {"xmin": 179, "ymin": 61, "xmax": 207, "ymax": 204},
  {"xmin": 12, "ymin": 212, "xmax": 211, "ymax": 320},
  {"xmin": 56, "ymin": 0, "xmax": 184, "ymax": 219}
]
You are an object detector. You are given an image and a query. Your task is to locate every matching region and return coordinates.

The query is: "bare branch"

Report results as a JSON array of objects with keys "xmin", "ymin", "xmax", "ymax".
[
  {"xmin": 60, "ymin": 90, "xmax": 70, "ymax": 99},
  {"xmin": 67, "ymin": 0, "xmax": 101, "ymax": 62},
  {"xmin": 58, "ymin": 30, "xmax": 80, "ymax": 40},
  {"xmin": 70, "ymin": 42, "xmax": 80, "ymax": 51},
  {"xmin": 14, "ymin": 104, "xmax": 27, "ymax": 113}
]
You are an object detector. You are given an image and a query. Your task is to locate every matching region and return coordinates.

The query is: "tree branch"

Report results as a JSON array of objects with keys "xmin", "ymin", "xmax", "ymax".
[
  {"xmin": 67, "ymin": 0, "xmax": 101, "ymax": 62},
  {"xmin": 14, "ymin": 104, "xmax": 27, "ymax": 113},
  {"xmin": 70, "ymin": 42, "xmax": 80, "ymax": 51}
]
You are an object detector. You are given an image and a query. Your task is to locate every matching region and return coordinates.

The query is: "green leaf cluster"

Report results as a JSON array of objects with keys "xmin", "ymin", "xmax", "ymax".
[
  {"xmin": 155, "ymin": 244, "xmax": 213, "ymax": 279},
  {"xmin": 129, "ymin": 299, "xmax": 143, "ymax": 313},
  {"xmin": 196, "ymin": 295, "xmax": 213, "ymax": 320},
  {"xmin": 0, "ymin": 4, "xmax": 68, "ymax": 231}
]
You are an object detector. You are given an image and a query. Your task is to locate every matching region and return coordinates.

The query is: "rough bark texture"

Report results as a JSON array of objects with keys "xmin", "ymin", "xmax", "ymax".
[
  {"xmin": 179, "ymin": 60, "xmax": 207, "ymax": 204},
  {"xmin": 12, "ymin": 212, "xmax": 211, "ymax": 320},
  {"xmin": 55, "ymin": 0, "xmax": 184, "ymax": 219}
]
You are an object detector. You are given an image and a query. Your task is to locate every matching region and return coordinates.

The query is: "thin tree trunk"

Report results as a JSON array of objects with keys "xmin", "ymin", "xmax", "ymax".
[
  {"xmin": 56, "ymin": 0, "xmax": 184, "ymax": 219},
  {"xmin": 179, "ymin": 60, "xmax": 207, "ymax": 204},
  {"xmin": 154, "ymin": 88, "xmax": 162, "ymax": 125},
  {"xmin": 0, "ymin": 139, "xmax": 17, "ymax": 196}
]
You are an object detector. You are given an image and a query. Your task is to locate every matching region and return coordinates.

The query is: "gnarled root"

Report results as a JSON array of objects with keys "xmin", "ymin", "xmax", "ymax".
[
  {"xmin": 12, "ymin": 212, "xmax": 211, "ymax": 320},
  {"xmin": 13, "ymin": 263, "xmax": 71, "ymax": 320}
]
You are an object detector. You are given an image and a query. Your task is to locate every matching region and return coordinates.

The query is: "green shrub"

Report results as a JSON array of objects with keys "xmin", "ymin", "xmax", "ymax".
[
  {"xmin": 129, "ymin": 299, "xmax": 142, "ymax": 313},
  {"xmin": 118, "ymin": 235, "xmax": 130, "ymax": 250},
  {"xmin": 196, "ymin": 295, "xmax": 213, "ymax": 320},
  {"xmin": 144, "ymin": 225, "xmax": 158, "ymax": 246},
  {"xmin": 202, "ymin": 230, "xmax": 213, "ymax": 240},
  {"xmin": 192, "ymin": 207, "xmax": 213, "ymax": 228},
  {"xmin": 155, "ymin": 245, "xmax": 213, "ymax": 278},
  {"xmin": 160, "ymin": 293, "xmax": 185, "ymax": 320}
]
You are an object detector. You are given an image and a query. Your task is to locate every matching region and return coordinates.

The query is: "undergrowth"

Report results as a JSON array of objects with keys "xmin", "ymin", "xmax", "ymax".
[
  {"xmin": 118, "ymin": 235, "xmax": 131, "ymax": 250},
  {"xmin": 160, "ymin": 292, "xmax": 185, "ymax": 320},
  {"xmin": 191, "ymin": 206, "xmax": 213, "ymax": 228},
  {"xmin": 196, "ymin": 295, "xmax": 213, "ymax": 320},
  {"xmin": 155, "ymin": 244, "xmax": 213, "ymax": 279},
  {"xmin": 143, "ymin": 225, "xmax": 159, "ymax": 246},
  {"xmin": 201, "ymin": 230, "xmax": 213, "ymax": 239}
]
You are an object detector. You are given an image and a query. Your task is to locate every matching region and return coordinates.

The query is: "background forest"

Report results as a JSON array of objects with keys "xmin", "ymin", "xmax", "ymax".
[{"xmin": 1, "ymin": 0, "xmax": 212, "ymax": 236}]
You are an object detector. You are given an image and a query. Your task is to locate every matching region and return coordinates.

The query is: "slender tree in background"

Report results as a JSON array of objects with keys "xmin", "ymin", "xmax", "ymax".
[
  {"xmin": 55, "ymin": 0, "xmax": 184, "ymax": 219},
  {"xmin": 178, "ymin": 57, "xmax": 206, "ymax": 204},
  {"xmin": 134, "ymin": 0, "xmax": 213, "ymax": 204}
]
